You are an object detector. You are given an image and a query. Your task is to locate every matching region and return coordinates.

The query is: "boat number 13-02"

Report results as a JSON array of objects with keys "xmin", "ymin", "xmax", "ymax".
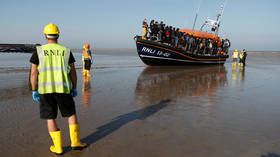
[{"xmin": 142, "ymin": 47, "xmax": 171, "ymax": 57}]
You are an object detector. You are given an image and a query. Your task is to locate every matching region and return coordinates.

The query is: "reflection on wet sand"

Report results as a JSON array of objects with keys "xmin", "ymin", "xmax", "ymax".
[
  {"xmin": 238, "ymin": 65, "xmax": 245, "ymax": 83},
  {"xmin": 82, "ymin": 76, "xmax": 91, "ymax": 106},
  {"xmin": 81, "ymin": 76, "xmax": 92, "ymax": 115},
  {"xmin": 135, "ymin": 66, "xmax": 228, "ymax": 106},
  {"xmin": 232, "ymin": 62, "xmax": 245, "ymax": 88}
]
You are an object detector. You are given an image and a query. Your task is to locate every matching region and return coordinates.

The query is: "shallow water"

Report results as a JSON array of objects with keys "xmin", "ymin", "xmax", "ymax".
[
  {"xmin": 0, "ymin": 49, "xmax": 142, "ymax": 72},
  {"xmin": 0, "ymin": 50, "xmax": 280, "ymax": 157}
]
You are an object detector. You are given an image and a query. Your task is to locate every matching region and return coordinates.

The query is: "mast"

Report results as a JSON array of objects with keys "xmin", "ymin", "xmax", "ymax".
[
  {"xmin": 192, "ymin": 0, "xmax": 202, "ymax": 30},
  {"xmin": 215, "ymin": 0, "xmax": 227, "ymax": 35},
  {"xmin": 200, "ymin": 0, "xmax": 228, "ymax": 35}
]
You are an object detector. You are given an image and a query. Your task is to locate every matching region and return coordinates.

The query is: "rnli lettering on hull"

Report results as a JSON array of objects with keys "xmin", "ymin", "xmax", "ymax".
[{"xmin": 142, "ymin": 47, "xmax": 171, "ymax": 57}]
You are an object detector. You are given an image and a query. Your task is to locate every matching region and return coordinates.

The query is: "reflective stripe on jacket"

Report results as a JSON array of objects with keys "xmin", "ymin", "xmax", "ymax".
[{"xmin": 37, "ymin": 43, "xmax": 72, "ymax": 94}]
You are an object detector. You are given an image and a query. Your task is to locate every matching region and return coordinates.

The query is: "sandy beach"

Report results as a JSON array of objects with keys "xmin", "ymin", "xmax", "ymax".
[{"xmin": 1, "ymin": 50, "xmax": 280, "ymax": 157}]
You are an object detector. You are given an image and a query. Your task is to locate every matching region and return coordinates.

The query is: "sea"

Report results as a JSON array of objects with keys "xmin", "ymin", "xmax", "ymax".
[{"xmin": 0, "ymin": 48, "xmax": 143, "ymax": 71}]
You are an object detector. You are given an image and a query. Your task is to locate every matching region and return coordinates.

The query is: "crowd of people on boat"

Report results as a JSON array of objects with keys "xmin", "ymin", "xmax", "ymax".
[{"xmin": 142, "ymin": 19, "xmax": 231, "ymax": 55}]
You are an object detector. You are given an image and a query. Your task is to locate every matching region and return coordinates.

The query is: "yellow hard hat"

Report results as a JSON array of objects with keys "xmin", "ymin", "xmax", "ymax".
[
  {"xmin": 44, "ymin": 23, "xmax": 60, "ymax": 35},
  {"xmin": 235, "ymin": 49, "xmax": 238, "ymax": 52}
]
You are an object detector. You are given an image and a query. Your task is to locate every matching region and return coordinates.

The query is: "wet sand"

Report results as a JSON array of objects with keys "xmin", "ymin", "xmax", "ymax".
[{"xmin": 1, "ymin": 52, "xmax": 280, "ymax": 157}]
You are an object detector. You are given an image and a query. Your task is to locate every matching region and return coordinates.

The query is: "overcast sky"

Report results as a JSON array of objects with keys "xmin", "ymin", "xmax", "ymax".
[{"xmin": 0, "ymin": 0, "xmax": 279, "ymax": 51}]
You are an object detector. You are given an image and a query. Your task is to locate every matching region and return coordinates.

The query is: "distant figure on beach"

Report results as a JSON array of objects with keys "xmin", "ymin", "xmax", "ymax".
[
  {"xmin": 239, "ymin": 49, "xmax": 247, "ymax": 66},
  {"xmin": 142, "ymin": 19, "xmax": 148, "ymax": 40},
  {"xmin": 232, "ymin": 49, "xmax": 239, "ymax": 62},
  {"xmin": 29, "ymin": 23, "xmax": 87, "ymax": 155},
  {"xmin": 83, "ymin": 43, "xmax": 92, "ymax": 77}
]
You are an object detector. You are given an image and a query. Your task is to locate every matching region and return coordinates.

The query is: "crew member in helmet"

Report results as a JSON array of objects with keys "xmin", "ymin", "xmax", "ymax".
[
  {"xmin": 142, "ymin": 19, "xmax": 148, "ymax": 40},
  {"xmin": 239, "ymin": 49, "xmax": 247, "ymax": 66},
  {"xmin": 29, "ymin": 23, "xmax": 87, "ymax": 155},
  {"xmin": 232, "ymin": 49, "xmax": 239, "ymax": 62},
  {"xmin": 83, "ymin": 43, "xmax": 92, "ymax": 77}
]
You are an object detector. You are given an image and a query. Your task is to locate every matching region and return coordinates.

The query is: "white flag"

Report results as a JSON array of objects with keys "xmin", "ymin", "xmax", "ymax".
[{"xmin": 206, "ymin": 19, "xmax": 218, "ymax": 27}]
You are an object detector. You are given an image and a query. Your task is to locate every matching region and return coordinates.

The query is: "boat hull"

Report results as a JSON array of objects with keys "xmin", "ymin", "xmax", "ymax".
[{"xmin": 135, "ymin": 37, "xmax": 228, "ymax": 66}]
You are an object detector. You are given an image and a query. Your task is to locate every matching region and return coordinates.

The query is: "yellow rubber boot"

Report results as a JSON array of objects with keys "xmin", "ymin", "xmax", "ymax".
[
  {"xmin": 69, "ymin": 124, "xmax": 87, "ymax": 150},
  {"xmin": 49, "ymin": 130, "xmax": 63, "ymax": 155},
  {"xmin": 86, "ymin": 70, "xmax": 91, "ymax": 77},
  {"xmin": 83, "ymin": 69, "xmax": 86, "ymax": 76}
]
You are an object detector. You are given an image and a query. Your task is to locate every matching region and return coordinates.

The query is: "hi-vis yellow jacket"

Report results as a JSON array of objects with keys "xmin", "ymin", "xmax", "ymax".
[
  {"xmin": 36, "ymin": 43, "xmax": 72, "ymax": 94},
  {"xmin": 233, "ymin": 51, "xmax": 239, "ymax": 59}
]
